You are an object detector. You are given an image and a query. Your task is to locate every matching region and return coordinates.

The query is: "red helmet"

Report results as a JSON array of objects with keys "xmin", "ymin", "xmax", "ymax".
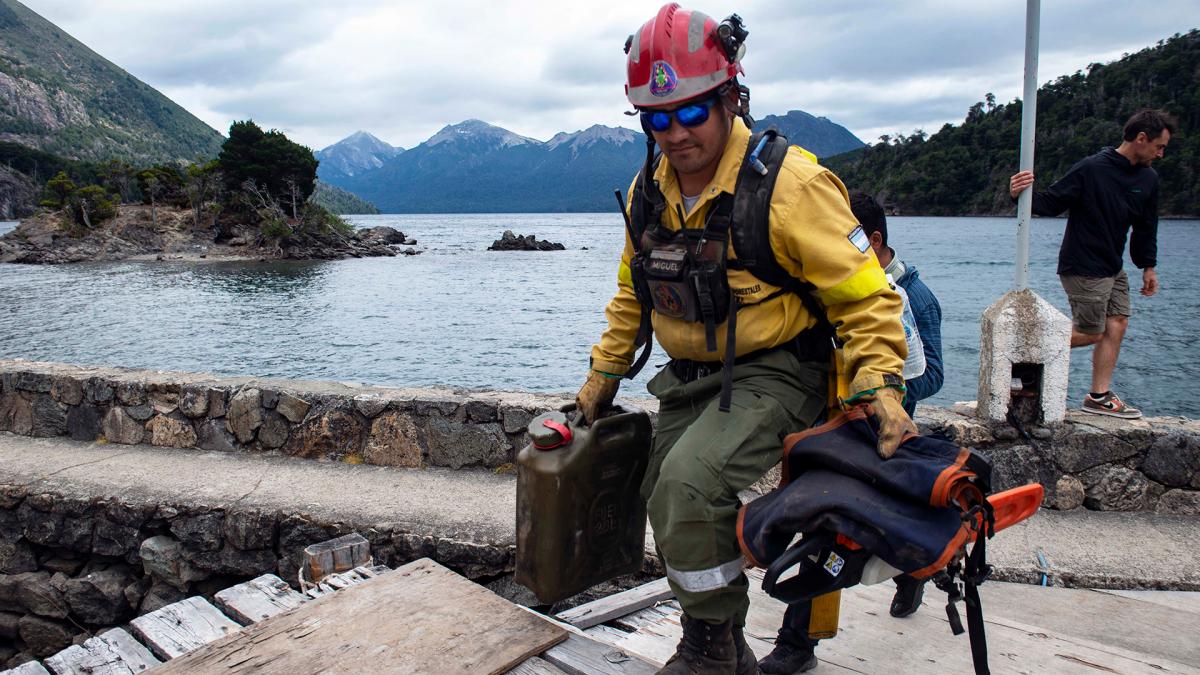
[{"xmin": 625, "ymin": 3, "xmax": 745, "ymax": 108}]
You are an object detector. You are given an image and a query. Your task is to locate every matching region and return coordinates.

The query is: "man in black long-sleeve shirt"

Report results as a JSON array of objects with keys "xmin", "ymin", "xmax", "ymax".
[{"xmin": 1010, "ymin": 109, "xmax": 1176, "ymax": 419}]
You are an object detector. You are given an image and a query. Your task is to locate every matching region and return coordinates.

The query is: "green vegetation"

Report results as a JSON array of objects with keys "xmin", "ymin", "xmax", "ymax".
[
  {"xmin": 32, "ymin": 170, "xmax": 118, "ymax": 231},
  {"xmin": 0, "ymin": 0, "xmax": 224, "ymax": 164},
  {"xmin": 826, "ymin": 30, "xmax": 1199, "ymax": 216},
  {"xmin": 68, "ymin": 185, "xmax": 117, "ymax": 229},
  {"xmin": 19, "ymin": 119, "xmax": 338, "ymax": 242},
  {"xmin": 218, "ymin": 120, "xmax": 318, "ymax": 221},
  {"xmin": 40, "ymin": 171, "xmax": 76, "ymax": 209},
  {"xmin": 311, "ymin": 181, "xmax": 380, "ymax": 214},
  {"xmin": 1, "ymin": 142, "xmax": 101, "ymax": 186}
]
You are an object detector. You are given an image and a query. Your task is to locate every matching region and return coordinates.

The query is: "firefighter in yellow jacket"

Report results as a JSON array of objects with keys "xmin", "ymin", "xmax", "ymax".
[{"xmin": 574, "ymin": 4, "xmax": 913, "ymax": 674}]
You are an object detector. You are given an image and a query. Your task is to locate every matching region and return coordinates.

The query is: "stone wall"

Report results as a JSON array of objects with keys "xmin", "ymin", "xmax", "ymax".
[
  {"xmin": 0, "ymin": 360, "xmax": 578, "ymax": 470},
  {"xmin": 1, "ymin": 359, "xmax": 1199, "ymax": 664},
  {"xmin": 1, "ymin": 359, "xmax": 1198, "ymax": 516},
  {"xmin": 0, "ymin": 484, "xmax": 513, "ymax": 666},
  {"xmin": 915, "ymin": 404, "xmax": 1200, "ymax": 515}
]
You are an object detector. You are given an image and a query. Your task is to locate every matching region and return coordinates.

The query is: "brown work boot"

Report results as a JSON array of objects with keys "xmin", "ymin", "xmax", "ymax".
[
  {"xmin": 657, "ymin": 614, "xmax": 738, "ymax": 674},
  {"xmin": 732, "ymin": 624, "xmax": 761, "ymax": 675}
]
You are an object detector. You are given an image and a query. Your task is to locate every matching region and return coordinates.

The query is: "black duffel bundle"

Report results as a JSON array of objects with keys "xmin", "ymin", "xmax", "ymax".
[{"xmin": 737, "ymin": 405, "xmax": 1042, "ymax": 675}]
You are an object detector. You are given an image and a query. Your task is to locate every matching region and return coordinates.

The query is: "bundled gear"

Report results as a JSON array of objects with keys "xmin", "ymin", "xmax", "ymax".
[
  {"xmin": 737, "ymin": 407, "xmax": 1043, "ymax": 674},
  {"xmin": 844, "ymin": 382, "xmax": 916, "ymax": 459}
]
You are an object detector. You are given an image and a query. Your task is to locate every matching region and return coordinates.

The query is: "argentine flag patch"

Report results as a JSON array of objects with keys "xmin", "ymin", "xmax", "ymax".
[{"xmin": 848, "ymin": 226, "xmax": 870, "ymax": 253}]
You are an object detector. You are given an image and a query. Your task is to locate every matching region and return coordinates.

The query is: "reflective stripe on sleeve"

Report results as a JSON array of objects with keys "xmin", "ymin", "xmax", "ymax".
[
  {"xmin": 618, "ymin": 260, "xmax": 633, "ymax": 287},
  {"xmin": 664, "ymin": 557, "xmax": 746, "ymax": 593},
  {"xmin": 815, "ymin": 260, "xmax": 889, "ymax": 306}
]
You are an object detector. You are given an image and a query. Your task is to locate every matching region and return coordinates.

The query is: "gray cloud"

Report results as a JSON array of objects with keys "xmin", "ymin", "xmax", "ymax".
[{"xmin": 20, "ymin": 0, "xmax": 1199, "ymax": 149}]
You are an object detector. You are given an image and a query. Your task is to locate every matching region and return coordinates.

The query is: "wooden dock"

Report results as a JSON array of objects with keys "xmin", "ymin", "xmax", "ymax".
[{"xmin": 4, "ymin": 561, "xmax": 1198, "ymax": 674}]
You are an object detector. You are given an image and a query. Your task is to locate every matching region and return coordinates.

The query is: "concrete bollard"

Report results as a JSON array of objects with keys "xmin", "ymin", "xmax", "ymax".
[{"xmin": 977, "ymin": 289, "xmax": 1072, "ymax": 424}]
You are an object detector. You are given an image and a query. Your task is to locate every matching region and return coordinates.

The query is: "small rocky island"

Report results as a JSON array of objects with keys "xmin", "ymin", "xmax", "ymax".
[
  {"xmin": 0, "ymin": 206, "xmax": 417, "ymax": 264},
  {"xmin": 487, "ymin": 230, "xmax": 565, "ymax": 251},
  {"xmin": 0, "ymin": 120, "xmax": 422, "ymax": 265}
]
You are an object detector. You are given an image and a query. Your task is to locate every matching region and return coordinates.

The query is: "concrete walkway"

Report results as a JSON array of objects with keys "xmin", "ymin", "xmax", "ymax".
[
  {"xmin": 0, "ymin": 433, "xmax": 516, "ymax": 547},
  {"xmin": 2, "ymin": 432, "xmax": 1199, "ymax": 590}
]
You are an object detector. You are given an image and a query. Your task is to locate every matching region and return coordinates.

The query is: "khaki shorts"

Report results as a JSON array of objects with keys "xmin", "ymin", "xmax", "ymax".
[{"xmin": 1060, "ymin": 271, "xmax": 1132, "ymax": 334}]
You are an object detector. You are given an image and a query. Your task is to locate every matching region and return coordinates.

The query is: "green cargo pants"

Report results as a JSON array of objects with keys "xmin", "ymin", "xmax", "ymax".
[{"xmin": 641, "ymin": 348, "xmax": 829, "ymax": 623}]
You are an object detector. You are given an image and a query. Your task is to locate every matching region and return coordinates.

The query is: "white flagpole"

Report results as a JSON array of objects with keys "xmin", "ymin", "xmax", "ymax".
[{"xmin": 1015, "ymin": 0, "xmax": 1040, "ymax": 289}]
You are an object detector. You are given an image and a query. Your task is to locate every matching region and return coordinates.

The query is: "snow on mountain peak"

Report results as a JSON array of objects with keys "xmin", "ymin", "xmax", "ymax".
[
  {"xmin": 317, "ymin": 131, "xmax": 401, "ymax": 177},
  {"xmin": 547, "ymin": 125, "xmax": 639, "ymax": 151},
  {"xmin": 425, "ymin": 119, "xmax": 539, "ymax": 148}
]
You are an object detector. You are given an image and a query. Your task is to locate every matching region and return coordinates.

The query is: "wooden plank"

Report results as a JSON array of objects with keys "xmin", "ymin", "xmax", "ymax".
[
  {"xmin": 542, "ymin": 633, "xmax": 659, "ymax": 675},
  {"xmin": 352, "ymin": 564, "xmax": 389, "ymax": 578},
  {"xmin": 44, "ymin": 646, "xmax": 89, "ymax": 675},
  {"xmin": 43, "ymin": 627, "xmax": 160, "ymax": 675},
  {"xmin": 978, "ymin": 582, "xmax": 1200, "ymax": 666},
  {"xmin": 95, "ymin": 629, "xmax": 160, "ymax": 672},
  {"xmin": 739, "ymin": 572, "xmax": 1196, "ymax": 675},
  {"xmin": 583, "ymin": 624, "xmax": 632, "ymax": 645},
  {"xmin": 506, "ymin": 656, "xmax": 568, "ymax": 675},
  {"xmin": 2, "ymin": 663, "xmax": 52, "ymax": 675},
  {"xmin": 214, "ymin": 574, "xmax": 308, "ymax": 625},
  {"xmin": 555, "ymin": 578, "xmax": 674, "ymax": 629},
  {"xmin": 152, "ymin": 558, "xmax": 567, "ymax": 675},
  {"xmin": 128, "ymin": 596, "xmax": 241, "ymax": 660},
  {"xmin": 609, "ymin": 601, "xmax": 681, "ymax": 632},
  {"xmin": 1097, "ymin": 589, "xmax": 1200, "ymax": 616}
]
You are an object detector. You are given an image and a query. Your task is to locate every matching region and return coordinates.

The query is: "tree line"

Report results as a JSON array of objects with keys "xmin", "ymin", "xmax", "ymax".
[
  {"xmin": 19, "ymin": 120, "xmax": 349, "ymax": 238},
  {"xmin": 825, "ymin": 30, "xmax": 1199, "ymax": 217}
]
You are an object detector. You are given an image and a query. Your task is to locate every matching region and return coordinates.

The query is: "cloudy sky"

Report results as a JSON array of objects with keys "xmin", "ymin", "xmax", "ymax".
[{"xmin": 22, "ymin": 0, "xmax": 1200, "ymax": 151}]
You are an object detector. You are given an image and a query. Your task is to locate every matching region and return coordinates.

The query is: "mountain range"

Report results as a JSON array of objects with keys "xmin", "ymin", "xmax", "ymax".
[
  {"xmin": 317, "ymin": 112, "xmax": 864, "ymax": 213},
  {"xmin": 0, "ymin": 0, "xmax": 223, "ymax": 163},
  {"xmin": 0, "ymin": 0, "xmax": 864, "ymax": 215}
]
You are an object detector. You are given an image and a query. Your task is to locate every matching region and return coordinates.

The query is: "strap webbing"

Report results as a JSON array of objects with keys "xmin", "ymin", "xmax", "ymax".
[
  {"xmin": 624, "ymin": 307, "xmax": 654, "ymax": 379},
  {"xmin": 720, "ymin": 288, "xmax": 737, "ymax": 412}
]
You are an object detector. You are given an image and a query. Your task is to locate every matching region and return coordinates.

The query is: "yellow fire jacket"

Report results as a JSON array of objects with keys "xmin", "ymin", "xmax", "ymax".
[{"xmin": 590, "ymin": 119, "xmax": 906, "ymax": 398}]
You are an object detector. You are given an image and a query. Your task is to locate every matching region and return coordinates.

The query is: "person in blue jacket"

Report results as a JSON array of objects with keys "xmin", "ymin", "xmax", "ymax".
[
  {"xmin": 852, "ymin": 191, "xmax": 944, "ymax": 617},
  {"xmin": 760, "ymin": 193, "xmax": 944, "ymax": 673},
  {"xmin": 850, "ymin": 192, "xmax": 944, "ymax": 419}
]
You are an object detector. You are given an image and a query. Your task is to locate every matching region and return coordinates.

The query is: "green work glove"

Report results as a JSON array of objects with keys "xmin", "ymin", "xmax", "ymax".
[
  {"xmin": 575, "ymin": 370, "xmax": 620, "ymax": 425},
  {"xmin": 861, "ymin": 387, "xmax": 917, "ymax": 459}
]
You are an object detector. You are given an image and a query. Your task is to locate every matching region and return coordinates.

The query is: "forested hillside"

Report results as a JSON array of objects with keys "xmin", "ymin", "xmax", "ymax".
[
  {"xmin": 826, "ymin": 30, "xmax": 1199, "ymax": 216},
  {"xmin": 0, "ymin": 0, "xmax": 224, "ymax": 163},
  {"xmin": 311, "ymin": 181, "xmax": 379, "ymax": 215}
]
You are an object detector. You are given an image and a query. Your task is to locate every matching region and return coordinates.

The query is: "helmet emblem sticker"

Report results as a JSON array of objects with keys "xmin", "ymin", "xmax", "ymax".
[{"xmin": 649, "ymin": 61, "xmax": 678, "ymax": 97}]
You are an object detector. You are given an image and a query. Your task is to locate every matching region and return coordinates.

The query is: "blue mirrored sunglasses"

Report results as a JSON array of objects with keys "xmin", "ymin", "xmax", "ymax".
[{"xmin": 640, "ymin": 97, "xmax": 719, "ymax": 133}]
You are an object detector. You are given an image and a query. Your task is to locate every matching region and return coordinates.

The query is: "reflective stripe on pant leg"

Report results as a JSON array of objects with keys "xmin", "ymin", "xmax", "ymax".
[{"xmin": 665, "ymin": 557, "xmax": 746, "ymax": 593}]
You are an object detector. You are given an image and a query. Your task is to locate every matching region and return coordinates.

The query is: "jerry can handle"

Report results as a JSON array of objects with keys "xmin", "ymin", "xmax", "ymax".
[{"xmin": 559, "ymin": 402, "xmax": 626, "ymax": 430}]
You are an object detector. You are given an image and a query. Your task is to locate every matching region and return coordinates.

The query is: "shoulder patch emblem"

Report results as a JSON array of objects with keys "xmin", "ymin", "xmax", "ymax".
[{"xmin": 848, "ymin": 226, "xmax": 870, "ymax": 253}]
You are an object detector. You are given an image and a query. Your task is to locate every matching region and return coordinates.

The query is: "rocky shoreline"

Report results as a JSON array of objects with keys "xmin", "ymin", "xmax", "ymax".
[{"xmin": 0, "ymin": 205, "xmax": 419, "ymax": 264}]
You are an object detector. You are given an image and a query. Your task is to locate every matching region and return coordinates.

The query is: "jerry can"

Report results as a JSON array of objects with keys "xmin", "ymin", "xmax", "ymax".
[{"xmin": 515, "ymin": 405, "xmax": 652, "ymax": 604}]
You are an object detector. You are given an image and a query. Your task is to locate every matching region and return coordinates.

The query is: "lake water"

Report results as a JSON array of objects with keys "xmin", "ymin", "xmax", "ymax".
[{"xmin": 1, "ymin": 215, "xmax": 1197, "ymax": 418}]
